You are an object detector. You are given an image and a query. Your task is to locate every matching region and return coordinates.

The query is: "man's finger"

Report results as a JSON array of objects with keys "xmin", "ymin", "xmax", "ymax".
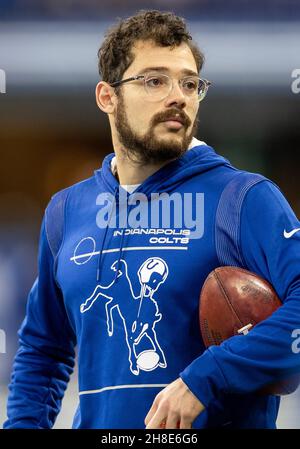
[
  {"xmin": 145, "ymin": 410, "xmax": 166, "ymax": 429},
  {"xmin": 179, "ymin": 418, "xmax": 192, "ymax": 429},
  {"xmin": 165, "ymin": 414, "xmax": 180, "ymax": 429},
  {"xmin": 144, "ymin": 401, "xmax": 158, "ymax": 426}
]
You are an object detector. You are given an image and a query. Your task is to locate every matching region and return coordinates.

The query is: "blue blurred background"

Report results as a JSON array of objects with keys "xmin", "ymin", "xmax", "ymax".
[{"xmin": 0, "ymin": 0, "xmax": 300, "ymax": 428}]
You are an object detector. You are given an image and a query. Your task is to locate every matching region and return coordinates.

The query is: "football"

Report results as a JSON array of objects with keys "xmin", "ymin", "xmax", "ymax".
[{"xmin": 199, "ymin": 266, "xmax": 298, "ymax": 395}]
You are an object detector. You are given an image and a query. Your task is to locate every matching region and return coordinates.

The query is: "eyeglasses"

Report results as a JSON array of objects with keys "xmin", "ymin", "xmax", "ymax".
[{"xmin": 110, "ymin": 72, "xmax": 211, "ymax": 103}]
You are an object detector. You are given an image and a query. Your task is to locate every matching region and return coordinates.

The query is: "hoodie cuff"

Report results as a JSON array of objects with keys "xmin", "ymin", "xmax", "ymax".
[
  {"xmin": 3, "ymin": 419, "xmax": 44, "ymax": 429},
  {"xmin": 179, "ymin": 349, "xmax": 229, "ymax": 409}
]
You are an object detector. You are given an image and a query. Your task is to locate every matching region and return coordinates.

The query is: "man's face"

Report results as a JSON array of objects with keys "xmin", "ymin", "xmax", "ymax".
[{"xmin": 114, "ymin": 40, "xmax": 200, "ymax": 165}]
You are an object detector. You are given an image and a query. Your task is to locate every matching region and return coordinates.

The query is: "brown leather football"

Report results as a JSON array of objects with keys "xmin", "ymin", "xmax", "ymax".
[{"xmin": 199, "ymin": 266, "xmax": 299, "ymax": 395}]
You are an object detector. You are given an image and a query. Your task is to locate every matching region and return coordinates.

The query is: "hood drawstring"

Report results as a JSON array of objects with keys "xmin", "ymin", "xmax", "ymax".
[
  {"xmin": 113, "ymin": 228, "xmax": 126, "ymax": 283},
  {"xmin": 96, "ymin": 187, "xmax": 118, "ymax": 283},
  {"xmin": 96, "ymin": 186, "xmax": 128, "ymax": 284}
]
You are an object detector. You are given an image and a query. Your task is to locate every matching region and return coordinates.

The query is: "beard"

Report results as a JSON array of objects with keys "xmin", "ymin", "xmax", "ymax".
[{"xmin": 115, "ymin": 91, "xmax": 199, "ymax": 165}]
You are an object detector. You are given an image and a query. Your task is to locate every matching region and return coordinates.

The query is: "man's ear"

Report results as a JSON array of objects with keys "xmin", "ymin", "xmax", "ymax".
[{"xmin": 95, "ymin": 81, "xmax": 117, "ymax": 114}]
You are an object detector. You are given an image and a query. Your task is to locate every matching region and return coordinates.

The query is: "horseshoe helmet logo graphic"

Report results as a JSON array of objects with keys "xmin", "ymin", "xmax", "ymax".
[
  {"xmin": 138, "ymin": 258, "xmax": 168, "ymax": 297},
  {"xmin": 80, "ymin": 257, "xmax": 169, "ymax": 375}
]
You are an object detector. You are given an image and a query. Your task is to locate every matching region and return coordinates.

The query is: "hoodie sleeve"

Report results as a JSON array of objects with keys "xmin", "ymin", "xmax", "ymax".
[
  {"xmin": 4, "ymin": 202, "xmax": 76, "ymax": 429},
  {"xmin": 180, "ymin": 180, "xmax": 300, "ymax": 409}
]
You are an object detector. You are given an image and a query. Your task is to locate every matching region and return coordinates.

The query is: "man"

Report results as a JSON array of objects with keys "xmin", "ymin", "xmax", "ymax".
[{"xmin": 4, "ymin": 10, "xmax": 300, "ymax": 429}]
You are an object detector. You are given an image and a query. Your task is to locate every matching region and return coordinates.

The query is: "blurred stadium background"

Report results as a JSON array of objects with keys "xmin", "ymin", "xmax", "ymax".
[{"xmin": 0, "ymin": 0, "xmax": 300, "ymax": 428}]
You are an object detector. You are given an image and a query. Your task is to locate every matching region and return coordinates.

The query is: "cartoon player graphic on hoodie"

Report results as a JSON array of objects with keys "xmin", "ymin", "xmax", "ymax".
[{"xmin": 80, "ymin": 257, "xmax": 169, "ymax": 375}]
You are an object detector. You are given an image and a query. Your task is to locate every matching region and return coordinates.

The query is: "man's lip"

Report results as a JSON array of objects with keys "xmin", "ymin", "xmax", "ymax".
[
  {"xmin": 162, "ymin": 118, "xmax": 184, "ymax": 124},
  {"xmin": 161, "ymin": 120, "xmax": 184, "ymax": 130}
]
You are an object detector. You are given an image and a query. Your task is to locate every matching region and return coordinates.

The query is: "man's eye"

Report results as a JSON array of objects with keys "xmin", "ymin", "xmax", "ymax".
[
  {"xmin": 146, "ymin": 77, "xmax": 163, "ymax": 88},
  {"xmin": 183, "ymin": 80, "xmax": 197, "ymax": 91}
]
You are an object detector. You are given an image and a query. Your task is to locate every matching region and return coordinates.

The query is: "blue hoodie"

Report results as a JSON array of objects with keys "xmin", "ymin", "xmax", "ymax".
[{"xmin": 4, "ymin": 140, "xmax": 300, "ymax": 429}]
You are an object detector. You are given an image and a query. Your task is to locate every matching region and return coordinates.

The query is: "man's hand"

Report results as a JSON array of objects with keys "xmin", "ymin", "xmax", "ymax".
[{"xmin": 144, "ymin": 378, "xmax": 205, "ymax": 429}]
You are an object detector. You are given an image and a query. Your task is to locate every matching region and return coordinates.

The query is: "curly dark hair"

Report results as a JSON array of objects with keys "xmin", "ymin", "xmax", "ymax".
[{"xmin": 98, "ymin": 10, "xmax": 205, "ymax": 85}]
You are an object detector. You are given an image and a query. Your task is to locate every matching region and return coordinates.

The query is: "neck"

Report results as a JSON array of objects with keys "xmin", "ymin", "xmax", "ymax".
[
  {"xmin": 111, "ymin": 129, "xmax": 174, "ymax": 184},
  {"xmin": 114, "ymin": 152, "xmax": 171, "ymax": 185},
  {"xmin": 109, "ymin": 122, "xmax": 170, "ymax": 185}
]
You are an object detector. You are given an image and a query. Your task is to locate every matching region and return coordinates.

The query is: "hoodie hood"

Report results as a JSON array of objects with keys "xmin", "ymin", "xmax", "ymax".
[{"xmin": 95, "ymin": 139, "xmax": 233, "ymax": 197}]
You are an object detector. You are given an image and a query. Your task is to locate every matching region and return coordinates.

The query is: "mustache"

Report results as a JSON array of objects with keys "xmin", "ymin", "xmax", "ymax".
[{"xmin": 151, "ymin": 109, "xmax": 192, "ymax": 128}]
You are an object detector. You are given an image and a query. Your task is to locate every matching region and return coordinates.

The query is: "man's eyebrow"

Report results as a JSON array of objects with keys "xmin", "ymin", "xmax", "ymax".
[{"xmin": 136, "ymin": 67, "xmax": 199, "ymax": 77}]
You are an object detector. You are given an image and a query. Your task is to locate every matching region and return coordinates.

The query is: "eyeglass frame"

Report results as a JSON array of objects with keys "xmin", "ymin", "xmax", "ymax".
[{"xmin": 109, "ymin": 73, "xmax": 212, "ymax": 102}]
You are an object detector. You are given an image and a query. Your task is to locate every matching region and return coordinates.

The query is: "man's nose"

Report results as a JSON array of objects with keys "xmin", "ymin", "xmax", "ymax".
[{"xmin": 164, "ymin": 82, "xmax": 186, "ymax": 108}]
